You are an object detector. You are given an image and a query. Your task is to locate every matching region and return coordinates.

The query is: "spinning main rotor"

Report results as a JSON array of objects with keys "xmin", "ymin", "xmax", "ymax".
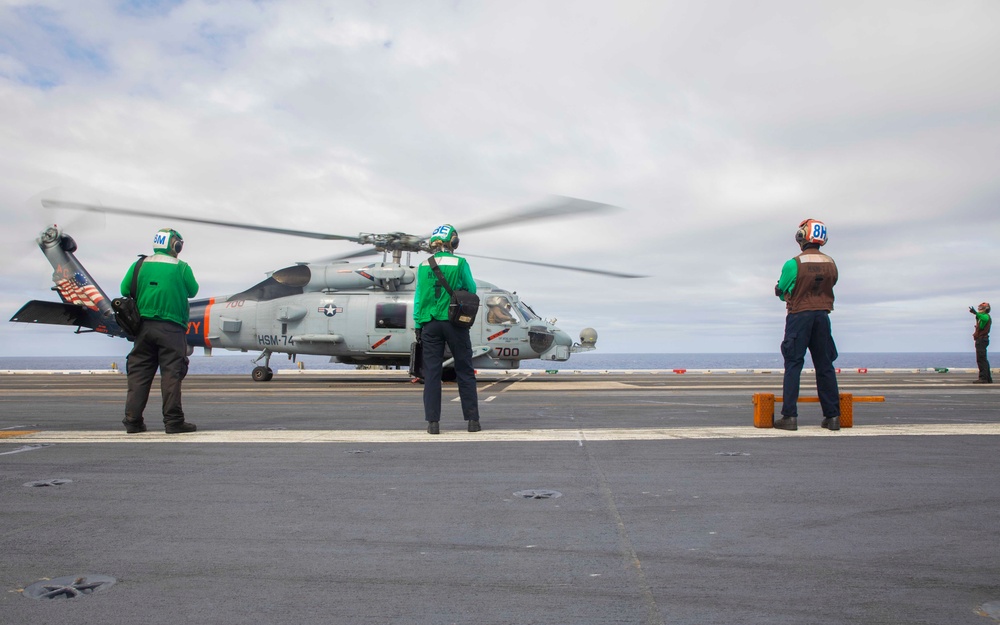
[{"xmin": 41, "ymin": 195, "xmax": 645, "ymax": 278}]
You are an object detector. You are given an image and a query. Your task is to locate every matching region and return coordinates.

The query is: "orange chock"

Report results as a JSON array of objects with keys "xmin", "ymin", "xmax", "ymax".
[
  {"xmin": 753, "ymin": 392, "xmax": 867, "ymax": 428},
  {"xmin": 839, "ymin": 393, "xmax": 854, "ymax": 428},
  {"xmin": 752, "ymin": 393, "xmax": 775, "ymax": 428}
]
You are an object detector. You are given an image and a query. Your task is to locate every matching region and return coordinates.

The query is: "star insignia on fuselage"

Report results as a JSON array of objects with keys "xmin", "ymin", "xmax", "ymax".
[{"xmin": 319, "ymin": 303, "xmax": 344, "ymax": 317}]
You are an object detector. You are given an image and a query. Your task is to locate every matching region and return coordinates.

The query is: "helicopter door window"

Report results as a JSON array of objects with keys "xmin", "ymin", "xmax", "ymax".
[
  {"xmin": 486, "ymin": 295, "xmax": 519, "ymax": 325},
  {"xmin": 375, "ymin": 303, "xmax": 408, "ymax": 329}
]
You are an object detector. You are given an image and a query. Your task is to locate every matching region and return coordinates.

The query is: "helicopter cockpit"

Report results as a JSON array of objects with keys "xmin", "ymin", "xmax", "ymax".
[{"xmin": 485, "ymin": 294, "xmax": 518, "ymax": 325}]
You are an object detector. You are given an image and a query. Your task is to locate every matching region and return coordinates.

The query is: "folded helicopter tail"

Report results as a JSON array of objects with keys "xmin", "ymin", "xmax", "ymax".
[{"xmin": 9, "ymin": 225, "xmax": 129, "ymax": 338}]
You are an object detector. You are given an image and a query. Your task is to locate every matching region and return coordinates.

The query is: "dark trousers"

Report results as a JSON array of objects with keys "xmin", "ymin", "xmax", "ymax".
[
  {"xmin": 421, "ymin": 320, "xmax": 480, "ymax": 422},
  {"xmin": 125, "ymin": 320, "xmax": 190, "ymax": 425},
  {"xmin": 976, "ymin": 337, "xmax": 992, "ymax": 382},
  {"xmin": 781, "ymin": 310, "xmax": 840, "ymax": 418}
]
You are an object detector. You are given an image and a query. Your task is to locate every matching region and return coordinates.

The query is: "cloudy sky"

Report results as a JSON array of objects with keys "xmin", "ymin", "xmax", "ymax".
[{"xmin": 1, "ymin": 0, "xmax": 997, "ymax": 360}]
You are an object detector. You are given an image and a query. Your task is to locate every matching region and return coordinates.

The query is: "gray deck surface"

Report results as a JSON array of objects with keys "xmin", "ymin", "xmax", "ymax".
[{"xmin": 2, "ymin": 371, "xmax": 999, "ymax": 624}]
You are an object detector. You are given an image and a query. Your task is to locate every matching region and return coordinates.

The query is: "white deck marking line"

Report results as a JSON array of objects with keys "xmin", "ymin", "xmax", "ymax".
[
  {"xmin": 477, "ymin": 372, "xmax": 528, "ymax": 390},
  {"xmin": 479, "ymin": 372, "xmax": 531, "ymax": 391},
  {"xmin": 453, "ymin": 372, "xmax": 529, "ymax": 402},
  {"xmin": 392, "ymin": 381, "xmax": 978, "ymax": 393},
  {"xmin": 8, "ymin": 423, "xmax": 1000, "ymax": 444}
]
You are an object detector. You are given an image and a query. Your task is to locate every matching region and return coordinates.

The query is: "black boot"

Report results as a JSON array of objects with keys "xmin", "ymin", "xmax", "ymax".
[
  {"xmin": 822, "ymin": 417, "xmax": 840, "ymax": 431},
  {"xmin": 165, "ymin": 421, "xmax": 197, "ymax": 434},
  {"xmin": 123, "ymin": 419, "xmax": 146, "ymax": 434},
  {"xmin": 427, "ymin": 421, "xmax": 439, "ymax": 435},
  {"xmin": 773, "ymin": 416, "xmax": 798, "ymax": 431}
]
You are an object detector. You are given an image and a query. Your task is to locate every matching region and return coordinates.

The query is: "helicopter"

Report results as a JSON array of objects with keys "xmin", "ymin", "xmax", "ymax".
[{"xmin": 10, "ymin": 196, "xmax": 644, "ymax": 381}]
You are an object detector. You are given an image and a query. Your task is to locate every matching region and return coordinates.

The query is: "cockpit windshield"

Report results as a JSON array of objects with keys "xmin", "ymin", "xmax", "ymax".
[
  {"xmin": 516, "ymin": 300, "xmax": 541, "ymax": 321},
  {"xmin": 485, "ymin": 294, "xmax": 520, "ymax": 325}
]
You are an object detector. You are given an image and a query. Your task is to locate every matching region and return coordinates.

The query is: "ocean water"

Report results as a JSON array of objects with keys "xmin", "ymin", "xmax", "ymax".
[{"xmin": 0, "ymin": 352, "xmax": 976, "ymax": 374}]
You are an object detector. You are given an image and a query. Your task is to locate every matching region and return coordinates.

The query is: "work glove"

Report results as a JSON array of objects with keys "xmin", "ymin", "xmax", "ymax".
[
  {"xmin": 774, "ymin": 284, "xmax": 783, "ymax": 298},
  {"xmin": 414, "ymin": 327, "xmax": 422, "ymax": 343},
  {"xmin": 970, "ymin": 306, "xmax": 976, "ymax": 314}
]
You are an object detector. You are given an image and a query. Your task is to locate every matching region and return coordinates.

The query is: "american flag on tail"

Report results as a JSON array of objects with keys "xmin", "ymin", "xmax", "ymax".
[{"xmin": 54, "ymin": 272, "xmax": 105, "ymax": 311}]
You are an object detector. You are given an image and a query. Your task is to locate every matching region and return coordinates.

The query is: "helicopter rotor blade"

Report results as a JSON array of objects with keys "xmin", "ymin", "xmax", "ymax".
[
  {"xmin": 41, "ymin": 195, "xmax": 638, "ymax": 277},
  {"xmin": 33, "ymin": 188, "xmax": 108, "ymax": 235},
  {"xmin": 41, "ymin": 195, "xmax": 616, "ymax": 246},
  {"xmin": 462, "ymin": 253, "xmax": 646, "ymax": 278},
  {"xmin": 40, "ymin": 199, "xmax": 363, "ymax": 243},
  {"xmin": 455, "ymin": 195, "xmax": 619, "ymax": 235}
]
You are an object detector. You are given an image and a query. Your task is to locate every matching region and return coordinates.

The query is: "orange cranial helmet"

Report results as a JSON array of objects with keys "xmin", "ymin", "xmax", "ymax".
[{"xmin": 795, "ymin": 219, "xmax": 827, "ymax": 249}]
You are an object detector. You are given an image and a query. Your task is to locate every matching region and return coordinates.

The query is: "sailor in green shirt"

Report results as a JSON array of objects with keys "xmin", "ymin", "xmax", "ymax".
[
  {"xmin": 413, "ymin": 224, "xmax": 480, "ymax": 434},
  {"xmin": 412, "ymin": 239, "xmax": 476, "ymax": 329},
  {"xmin": 121, "ymin": 228, "xmax": 200, "ymax": 434},
  {"xmin": 970, "ymin": 302, "xmax": 992, "ymax": 383}
]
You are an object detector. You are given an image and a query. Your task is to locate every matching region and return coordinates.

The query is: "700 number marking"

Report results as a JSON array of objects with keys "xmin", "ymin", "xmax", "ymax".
[{"xmin": 493, "ymin": 347, "xmax": 520, "ymax": 358}]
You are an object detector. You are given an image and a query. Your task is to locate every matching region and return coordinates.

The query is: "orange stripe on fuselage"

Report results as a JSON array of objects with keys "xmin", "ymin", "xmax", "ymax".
[
  {"xmin": 203, "ymin": 298, "xmax": 214, "ymax": 348},
  {"xmin": 187, "ymin": 298, "xmax": 215, "ymax": 349}
]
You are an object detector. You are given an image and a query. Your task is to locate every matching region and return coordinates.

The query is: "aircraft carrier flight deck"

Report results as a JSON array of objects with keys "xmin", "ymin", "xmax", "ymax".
[{"xmin": 2, "ymin": 370, "xmax": 999, "ymax": 625}]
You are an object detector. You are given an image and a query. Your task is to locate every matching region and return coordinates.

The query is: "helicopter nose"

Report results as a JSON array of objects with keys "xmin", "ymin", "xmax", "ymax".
[
  {"xmin": 552, "ymin": 327, "xmax": 573, "ymax": 347},
  {"xmin": 536, "ymin": 326, "xmax": 574, "ymax": 362}
]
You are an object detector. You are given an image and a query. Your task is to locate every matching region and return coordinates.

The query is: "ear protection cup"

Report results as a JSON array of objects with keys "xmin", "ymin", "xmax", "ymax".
[
  {"xmin": 154, "ymin": 228, "xmax": 184, "ymax": 255},
  {"xmin": 170, "ymin": 232, "xmax": 184, "ymax": 255},
  {"xmin": 429, "ymin": 224, "xmax": 460, "ymax": 251}
]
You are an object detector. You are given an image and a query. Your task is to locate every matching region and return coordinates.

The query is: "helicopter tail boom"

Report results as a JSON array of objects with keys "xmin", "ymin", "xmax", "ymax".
[{"xmin": 10, "ymin": 226, "xmax": 129, "ymax": 338}]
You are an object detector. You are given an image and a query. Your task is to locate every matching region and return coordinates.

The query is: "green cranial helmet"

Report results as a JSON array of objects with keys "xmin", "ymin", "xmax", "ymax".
[
  {"xmin": 153, "ymin": 228, "xmax": 184, "ymax": 256},
  {"xmin": 428, "ymin": 224, "xmax": 459, "ymax": 250}
]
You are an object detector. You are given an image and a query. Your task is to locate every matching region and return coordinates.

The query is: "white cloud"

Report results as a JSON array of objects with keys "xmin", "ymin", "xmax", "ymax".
[{"xmin": 2, "ymin": 0, "xmax": 998, "ymax": 359}]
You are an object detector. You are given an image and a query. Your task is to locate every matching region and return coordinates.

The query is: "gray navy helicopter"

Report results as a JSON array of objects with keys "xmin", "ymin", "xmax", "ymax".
[{"xmin": 11, "ymin": 196, "xmax": 643, "ymax": 381}]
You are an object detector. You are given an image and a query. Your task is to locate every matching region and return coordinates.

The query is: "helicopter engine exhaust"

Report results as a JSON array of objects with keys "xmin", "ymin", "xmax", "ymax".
[
  {"xmin": 266, "ymin": 263, "xmax": 416, "ymax": 292},
  {"xmin": 304, "ymin": 264, "xmax": 415, "ymax": 292}
]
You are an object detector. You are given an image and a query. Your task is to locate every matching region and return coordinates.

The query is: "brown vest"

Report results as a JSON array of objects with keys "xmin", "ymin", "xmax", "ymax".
[
  {"xmin": 974, "ymin": 316, "xmax": 991, "ymax": 340},
  {"xmin": 786, "ymin": 248, "xmax": 837, "ymax": 313}
]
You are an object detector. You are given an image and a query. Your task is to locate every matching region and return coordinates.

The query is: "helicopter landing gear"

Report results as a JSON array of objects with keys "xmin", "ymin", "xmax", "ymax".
[{"xmin": 251, "ymin": 349, "xmax": 275, "ymax": 382}]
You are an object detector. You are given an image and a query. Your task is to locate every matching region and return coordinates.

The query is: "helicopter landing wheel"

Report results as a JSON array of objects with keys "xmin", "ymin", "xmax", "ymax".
[{"xmin": 252, "ymin": 366, "xmax": 274, "ymax": 382}]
